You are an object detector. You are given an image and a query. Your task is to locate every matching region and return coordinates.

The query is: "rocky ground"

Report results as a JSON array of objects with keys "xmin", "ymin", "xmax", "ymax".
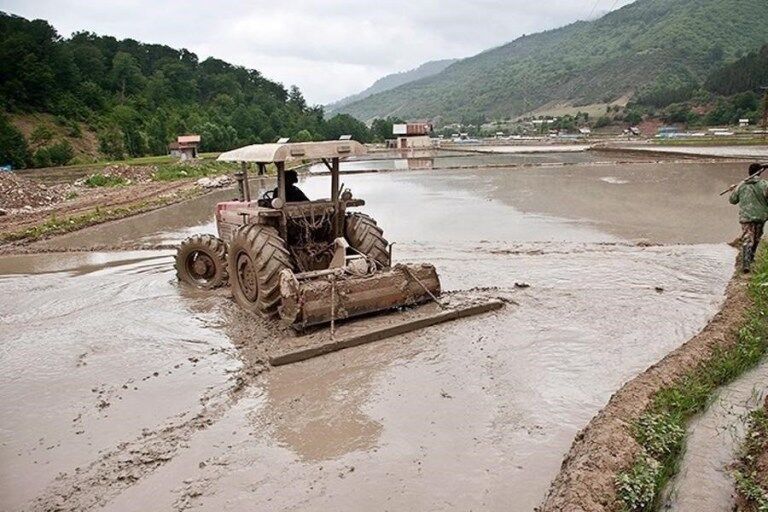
[{"xmin": 0, "ymin": 162, "xmax": 234, "ymax": 250}]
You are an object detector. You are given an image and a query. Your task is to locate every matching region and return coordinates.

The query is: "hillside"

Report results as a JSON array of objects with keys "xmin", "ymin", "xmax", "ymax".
[
  {"xmin": 0, "ymin": 12, "xmax": 372, "ymax": 168},
  {"xmin": 337, "ymin": 0, "xmax": 768, "ymax": 123},
  {"xmin": 326, "ymin": 59, "xmax": 457, "ymax": 113}
]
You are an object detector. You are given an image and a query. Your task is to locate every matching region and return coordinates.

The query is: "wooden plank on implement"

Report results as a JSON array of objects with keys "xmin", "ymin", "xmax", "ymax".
[{"xmin": 268, "ymin": 300, "xmax": 505, "ymax": 367}]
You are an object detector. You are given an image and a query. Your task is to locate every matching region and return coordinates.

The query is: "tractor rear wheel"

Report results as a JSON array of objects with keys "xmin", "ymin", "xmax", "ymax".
[
  {"xmin": 175, "ymin": 234, "xmax": 228, "ymax": 289},
  {"xmin": 228, "ymin": 225, "xmax": 292, "ymax": 317},
  {"xmin": 345, "ymin": 212, "xmax": 390, "ymax": 268}
]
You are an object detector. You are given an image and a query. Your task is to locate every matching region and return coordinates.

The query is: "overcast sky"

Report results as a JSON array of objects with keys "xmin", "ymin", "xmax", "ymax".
[{"xmin": 1, "ymin": 0, "xmax": 635, "ymax": 105}]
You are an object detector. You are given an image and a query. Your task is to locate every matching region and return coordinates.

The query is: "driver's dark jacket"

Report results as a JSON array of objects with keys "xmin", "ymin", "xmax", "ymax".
[{"xmin": 272, "ymin": 185, "xmax": 309, "ymax": 202}]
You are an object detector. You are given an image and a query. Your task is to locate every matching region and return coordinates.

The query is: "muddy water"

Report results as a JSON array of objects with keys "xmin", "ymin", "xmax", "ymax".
[
  {"xmin": 0, "ymin": 157, "xmax": 744, "ymax": 511},
  {"xmin": 308, "ymin": 149, "xmax": 649, "ymax": 173},
  {"xmin": 662, "ymin": 361, "xmax": 768, "ymax": 511},
  {"xmin": 43, "ymin": 159, "xmax": 745, "ymax": 250}
]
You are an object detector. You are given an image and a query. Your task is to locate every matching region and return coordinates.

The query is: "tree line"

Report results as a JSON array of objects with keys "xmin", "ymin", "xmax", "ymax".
[
  {"xmin": 629, "ymin": 44, "xmax": 768, "ymax": 127},
  {"xmin": 0, "ymin": 12, "xmax": 398, "ymax": 169}
]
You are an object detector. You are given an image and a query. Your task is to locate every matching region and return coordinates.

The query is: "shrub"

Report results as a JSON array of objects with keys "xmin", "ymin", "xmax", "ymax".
[
  {"xmin": 633, "ymin": 413, "xmax": 685, "ymax": 460},
  {"xmin": 616, "ymin": 455, "xmax": 661, "ymax": 511},
  {"xmin": 47, "ymin": 140, "xmax": 74, "ymax": 166},
  {"xmin": 594, "ymin": 116, "xmax": 612, "ymax": 129},
  {"xmin": 32, "ymin": 147, "xmax": 52, "ymax": 168},
  {"xmin": 0, "ymin": 115, "xmax": 29, "ymax": 169},
  {"xmin": 30, "ymin": 125, "xmax": 54, "ymax": 145},
  {"xmin": 98, "ymin": 126, "xmax": 126, "ymax": 160},
  {"xmin": 83, "ymin": 174, "xmax": 127, "ymax": 187}
]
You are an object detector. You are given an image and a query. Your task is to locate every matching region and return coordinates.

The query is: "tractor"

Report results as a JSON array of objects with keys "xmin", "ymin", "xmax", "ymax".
[{"xmin": 175, "ymin": 140, "xmax": 441, "ymax": 329}]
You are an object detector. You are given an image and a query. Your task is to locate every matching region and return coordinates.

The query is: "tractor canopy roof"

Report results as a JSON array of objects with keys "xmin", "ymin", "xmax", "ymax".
[{"xmin": 217, "ymin": 140, "xmax": 367, "ymax": 164}]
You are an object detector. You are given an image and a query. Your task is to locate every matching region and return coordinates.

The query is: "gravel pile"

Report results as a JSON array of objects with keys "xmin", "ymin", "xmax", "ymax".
[
  {"xmin": 100, "ymin": 164, "xmax": 157, "ymax": 183},
  {"xmin": 0, "ymin": 172, "xmax": 63, "ymax": 210},
  {"xmin": 76, "ymin": 165, "xmax": 158, "ymax": 186}
]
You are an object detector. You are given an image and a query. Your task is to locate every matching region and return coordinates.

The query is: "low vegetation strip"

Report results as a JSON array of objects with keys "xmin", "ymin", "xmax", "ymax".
[
  {"xmin": 733, "ymin": 398, "xmax": 768, "ymax": 511},
  {"xmin": 540, "ymin": 248, "xmax": 767, "ymax": 512}
]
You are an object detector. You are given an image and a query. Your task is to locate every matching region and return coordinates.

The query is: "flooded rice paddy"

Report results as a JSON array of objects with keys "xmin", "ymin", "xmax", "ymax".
[{"xmin": 0, "ymin": 152, "xmax": 752, "ymax": 511}]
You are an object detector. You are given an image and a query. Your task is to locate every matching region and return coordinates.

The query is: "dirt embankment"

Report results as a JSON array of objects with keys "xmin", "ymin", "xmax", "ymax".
[
  {"xmin": 0, "ymin": 174, "xmax": 197, "ymax": 246},
  {"xmin": 539, "ymin": 266, "xmax": 751, "ymax": 512},
  {"xmin": 0, "ymin": 163, "xmax": 234, "ymax": 252}
]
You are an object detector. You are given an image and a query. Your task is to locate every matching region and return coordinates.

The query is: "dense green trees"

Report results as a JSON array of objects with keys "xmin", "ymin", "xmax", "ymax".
[
  {"xmin": 370, "ymin": 116, "xmax": 404, "ymax": 141},
  {"xmin": 0, "ymin": 114, "xmax": 28, "ymax": 168},
  {"xmin": 706, "ymin": 45, "xmax": 768, "ymax": 96},
  {"xmin": 627, "ymin": 43, "xmax": 767, "ymax": 128},
  {"xmin": 0, "ymin": 12, "xmax": 373, "ymax": 168}
]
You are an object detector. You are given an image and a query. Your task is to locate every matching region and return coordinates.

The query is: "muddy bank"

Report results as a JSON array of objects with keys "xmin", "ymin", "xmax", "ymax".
[
  {"xmin": 603, "ymin": 144, "xmax": 768, "ymax": 160},
  {"xmin": 539, "ymin": 266, "xmax": 751, "ymax": 512}
]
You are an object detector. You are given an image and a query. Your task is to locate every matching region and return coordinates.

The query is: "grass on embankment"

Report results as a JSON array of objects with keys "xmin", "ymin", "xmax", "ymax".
[
  {"xmin": 733, "ymin": 402, "xmax": 768, "ymax": 509},
  {"xmin": 616, "ymin": 249, "xmax": 768, "ymax": 511}
]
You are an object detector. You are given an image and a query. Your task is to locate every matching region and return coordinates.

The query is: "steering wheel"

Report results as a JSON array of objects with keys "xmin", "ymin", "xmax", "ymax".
[{"xmin": 261, "ymin": 189, "xmax": 274, "ymax": 201}]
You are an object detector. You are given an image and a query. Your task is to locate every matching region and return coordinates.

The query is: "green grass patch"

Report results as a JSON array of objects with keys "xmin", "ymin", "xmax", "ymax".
[
  {"xmin": 734, "ymin": 407, "xmax": 768, "ymax": 510},
  {"xmin": 617, "ymin": 249, "xmax": 768, "ymax": 511},
  {"xmin": 151, "ymin": 160, "xmax": 237, "ymax": 181},
  {"xmin": 83, "ymin": 174, "xmax": 128, "ymax": 188}
]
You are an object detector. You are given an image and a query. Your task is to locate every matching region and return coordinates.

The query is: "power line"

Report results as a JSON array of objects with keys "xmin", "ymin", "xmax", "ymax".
[{"xmin": 586, "ymin": 0, "xmax": 602, "ymax": 20}]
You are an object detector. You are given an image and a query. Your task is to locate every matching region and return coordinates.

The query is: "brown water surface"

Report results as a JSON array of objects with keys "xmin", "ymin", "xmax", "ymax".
[{"xmin": 0, "ymin": 157, "xmax": 744, "ymax": 511}]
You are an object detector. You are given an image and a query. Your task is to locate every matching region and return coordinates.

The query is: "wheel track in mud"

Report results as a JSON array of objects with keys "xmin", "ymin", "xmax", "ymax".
[{"xmin": 25, "ymin": 304, "xmax": 272, "ymax": 512}]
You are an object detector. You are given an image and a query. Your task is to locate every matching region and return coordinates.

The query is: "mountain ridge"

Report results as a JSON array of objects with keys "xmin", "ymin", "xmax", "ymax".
[
  {"xmin": 326, "ymin": 58, "xmax": 457, "ymax": 114},
  {"xmin": 336, "ymin": 0, "xmax": 768, "ymax": 123}
]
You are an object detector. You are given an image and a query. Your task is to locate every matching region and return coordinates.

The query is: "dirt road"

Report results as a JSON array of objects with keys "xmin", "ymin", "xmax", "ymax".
[{"xmin": 0, "ymin": 156, "xmax": 747, "ymax": 511}]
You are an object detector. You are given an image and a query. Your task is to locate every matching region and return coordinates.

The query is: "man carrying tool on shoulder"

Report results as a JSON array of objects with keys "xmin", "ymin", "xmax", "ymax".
[{"xmin": 728, "ymin": 162, "xmax": 768, "ymax": 272}]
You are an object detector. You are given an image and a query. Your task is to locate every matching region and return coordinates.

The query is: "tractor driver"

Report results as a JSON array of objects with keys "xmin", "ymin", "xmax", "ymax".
[{"xmin": 273, "ymin": 170, "xmax": 309, "ymax": 202}]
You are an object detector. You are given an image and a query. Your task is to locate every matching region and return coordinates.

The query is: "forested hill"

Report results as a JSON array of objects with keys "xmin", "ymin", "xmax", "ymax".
[
  {"xmin": 0, "ymin": 12, "xmax": 371, "ymax": 168},
  {"xmin": 326, "ymin": 59, "xmax": 457, "ymax": 113},
  {"xmin": 337, "ymin": 0, "xmax": 768, "ymax": 123}
]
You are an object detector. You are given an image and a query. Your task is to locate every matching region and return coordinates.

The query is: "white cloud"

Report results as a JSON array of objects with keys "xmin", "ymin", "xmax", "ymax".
[{"xmin": 0, "ymin": 0, "xmax": 635, "ymax": 104}]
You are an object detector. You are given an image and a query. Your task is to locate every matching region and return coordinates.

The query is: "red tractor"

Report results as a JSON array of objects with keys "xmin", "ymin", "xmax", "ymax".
[{"xmin": 175, "ymin": 140, "xmax": 441, "ymax": 329}]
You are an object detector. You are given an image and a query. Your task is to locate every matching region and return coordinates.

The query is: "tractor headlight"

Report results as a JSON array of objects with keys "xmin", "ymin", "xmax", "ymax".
[{"xmin": 271, "ymin": 197, "xmax": 285, "ymax": 209}]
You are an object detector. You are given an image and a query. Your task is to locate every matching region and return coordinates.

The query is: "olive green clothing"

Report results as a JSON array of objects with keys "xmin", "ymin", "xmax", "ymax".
[{"xmin": 729, "ymin": 177, "xmax": 768, "ymax": 222}]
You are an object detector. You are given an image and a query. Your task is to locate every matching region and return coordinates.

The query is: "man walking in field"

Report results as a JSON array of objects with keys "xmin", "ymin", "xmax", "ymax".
[{"xmin": 729, "ymin": 163, "xmax": 768, "ymax": 272}]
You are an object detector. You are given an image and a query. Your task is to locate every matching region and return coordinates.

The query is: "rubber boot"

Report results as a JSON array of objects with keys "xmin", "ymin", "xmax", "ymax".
[{"xmin": 742, "ymin": 245, "xmax": 753, "ymax": 273}]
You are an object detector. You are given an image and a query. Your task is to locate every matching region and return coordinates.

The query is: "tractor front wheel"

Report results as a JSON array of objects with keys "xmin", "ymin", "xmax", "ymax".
[
  {"xmin": 345, "ymin": 212, "xmax": 390, "ymax": 268},
  {"xmin": 228, "ymin": 225, "xmax": 293, "ymax": 317},
  {"xmin": 175, "ymin": 234, "xmax": 228, "ymax": 289}
]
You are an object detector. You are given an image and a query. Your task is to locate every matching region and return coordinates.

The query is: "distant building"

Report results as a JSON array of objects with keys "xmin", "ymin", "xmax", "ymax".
[
  {"xmin": 578, "ymin": 127, "xmax": 592, "ymax": 136},
  {"xmin": 393, "ymin": 122, "xmax": 433, "ymax": 149},
  {"xmin": 656, "ymin": 126, "xmax": 680, "ymax": 139},
  {"xmin": 739, "ymin": 119, "xmax": 750, "ymax": 127},
  {"xmin": 169, "ymin": 134, "xmax": 201, "ymax": 160}
]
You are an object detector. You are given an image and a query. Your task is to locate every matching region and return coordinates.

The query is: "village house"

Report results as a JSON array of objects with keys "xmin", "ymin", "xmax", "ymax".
[
  {"xmin": 168, "ymin": 134, "xmax": 201, "ymax": 160},
  {"xmin": 391, "ymin": 122, "xmax": 433, "ymax": 149}
]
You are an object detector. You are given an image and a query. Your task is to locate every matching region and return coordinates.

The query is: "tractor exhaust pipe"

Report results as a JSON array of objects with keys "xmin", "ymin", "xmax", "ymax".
[{"xmin": 234, "ymin": 162, "xmax": 251, "ymax": 202}]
